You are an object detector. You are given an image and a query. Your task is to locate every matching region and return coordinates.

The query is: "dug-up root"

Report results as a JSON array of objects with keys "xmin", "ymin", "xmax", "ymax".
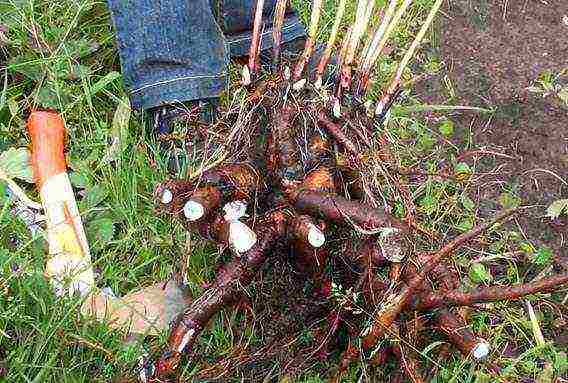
[{"xmin": 147, "ymin": 0, "xmax": 568, "ymax": 381}]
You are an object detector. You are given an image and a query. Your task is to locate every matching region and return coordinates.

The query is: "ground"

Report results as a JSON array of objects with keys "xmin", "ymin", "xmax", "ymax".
[
  {"xmin": 0, "ymin": 0, "xmax": 567, "ymax": 382},
  {"xmin": 416, "ymin": 0, "xmax": 568, "ymax": 259}
]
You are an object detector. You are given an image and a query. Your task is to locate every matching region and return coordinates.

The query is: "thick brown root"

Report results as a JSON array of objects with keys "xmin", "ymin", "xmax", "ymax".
[
  {"xmin": 153, "ymin": 210, "xmax": 288, "ymax": 378},
  {"xmin": 435, "ymin": 309, "xmax": 490, "ymax": 360},
  {"xmin": 410, "ymin": 272, "xmax": 568, "ymax": 311}
]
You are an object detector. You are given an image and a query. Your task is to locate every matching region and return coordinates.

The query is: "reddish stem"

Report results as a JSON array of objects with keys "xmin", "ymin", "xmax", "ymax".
[
  {"xmin": 248, "ymin": 0, "xmax": 266, "ymax": 76},
  {"xmin": 361, "ymin": 209, "xmax": 518, "ymax": 350},
  {"xmin": 411, "ymin": 272, "xmax": 568, "ymax": 311},
  {"xmin": 316, "ymin": 112, "xmax": 360, "ymax": 156},
  {"xmin": 271, "ymin": 0, "xmax": 287, "ymax": 67}
]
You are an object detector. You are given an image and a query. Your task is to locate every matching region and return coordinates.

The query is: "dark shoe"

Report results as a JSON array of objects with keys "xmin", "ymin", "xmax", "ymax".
[
  {"xmin": 147, "ymin": 99, "xmax": 219, "ymax": 173},
  {"xmin": 148, "ymin": 99, "xmax": 218, "ymax": 136}
]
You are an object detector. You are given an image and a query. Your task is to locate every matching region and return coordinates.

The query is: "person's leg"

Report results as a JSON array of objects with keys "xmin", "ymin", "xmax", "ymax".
[
  {"xmin": 108, "ymin": 0, "xmax": 229, "ymax": 110},
  {"xmin": 215, "ymin": 0, "xmax": 306, "ymax": 57}
]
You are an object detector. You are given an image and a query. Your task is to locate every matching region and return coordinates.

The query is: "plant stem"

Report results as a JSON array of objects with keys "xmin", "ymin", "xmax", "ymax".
[
  {"xmin": 375, "ymin": 0, "xmax": 443, "ymax": 117},
  {"xmin": 292, "ymin": 0, "xmax": 324, "ymax": 81},
  {"xmin": 337, "ymin": 0, "xmax": 375, "ymax": 95},
  {"xmin": 248, "ymin": 0, "xmax": 266, "ymax": 79},
  {"xmin": 272, "ymin": 0, "xmax": 288, "ymax": 67},
  {"xmin": 315, "ymin": 0, "xmax": 347, "ymax": 87},
  {"xmin": 356, "ymin": 0, "xmax": 398, "ymax": 97}
]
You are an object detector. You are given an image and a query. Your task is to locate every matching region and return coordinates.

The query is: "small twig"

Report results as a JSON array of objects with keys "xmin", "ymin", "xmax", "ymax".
[{"xmin": 392, "ymin": 342, "xmax": 425, "ymax": 383}]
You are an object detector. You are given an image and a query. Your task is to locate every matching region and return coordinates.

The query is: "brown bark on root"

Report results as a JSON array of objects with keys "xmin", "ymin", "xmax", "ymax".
[
  {"xmin": 361, "ymin": 209, "xmax": 518, "ymax": 350},
  {"xmin": 153, "ymin": 210, "xmax": 288, "ymax": 378},
  {"xmin": 289, "ymin": 190, "xmax": 408, "ymax": 234},
  {"xmin": 316, "ymin": 112, "xmax": 360, "ymax": 157},
  {"xmin": 392, "ymin": 343, "xmax": 426, "ymax": 383},
  {"xmin": 435, "ymin": 309, "xmax": 490, "ymax": 360},
  {"xmin": 410, "ymin": 272, "xmax": 568, "ymax": 311}
]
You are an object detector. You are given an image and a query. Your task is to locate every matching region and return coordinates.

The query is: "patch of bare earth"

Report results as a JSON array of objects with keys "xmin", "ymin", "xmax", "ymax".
[{"xmin": 416, "ymin": 0, "xmax": 568, "ymax": 258}]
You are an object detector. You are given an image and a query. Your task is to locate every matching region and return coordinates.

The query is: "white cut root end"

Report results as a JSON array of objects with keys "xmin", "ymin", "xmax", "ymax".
[
  {"xmin": 241, "ymin": 65, "xmax": 251, "ymax": 86},
  {"xmin": 184, "ymin": 200, "xmax": 205, "ymax": 221},
  {"xmin": 378, "ymin": 227, "xmax": 405, "ymax": 262},
  {"xmin": 229, "ymin": 220, "xmax": 257, "ymax": 253},
  {"xmin": 314, "ymin": 76, "xmax": 323, "ymax": 90},
  {"xmin": 177, "ymin": 328, "xmax": 196, "ymax": 352},
  {"xmin": 307, "ymin": 224, "xmax": 326, "ymax": 248},
  {"xmin": 161, "ymin": 189, "xmax": 173, "ymax": 204},
  {"xmin": 472, "ymin": 341, "xmax": 490, "ymax": 360},
  {"xmin": 283, "ymin": 66, "xmax": 291, "ymax": 80}
]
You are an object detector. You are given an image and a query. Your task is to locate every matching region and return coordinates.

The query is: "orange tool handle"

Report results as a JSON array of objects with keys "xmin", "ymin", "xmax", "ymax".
[{"xmin": 27, "ymin": 111, "xmax": 67, "ymax": 188}]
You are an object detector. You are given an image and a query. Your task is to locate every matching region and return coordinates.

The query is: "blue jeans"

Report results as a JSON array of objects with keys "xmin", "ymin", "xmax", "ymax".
[{"xmin": 108, "ymin": 0, "xmax": 305, "ymax": 110}]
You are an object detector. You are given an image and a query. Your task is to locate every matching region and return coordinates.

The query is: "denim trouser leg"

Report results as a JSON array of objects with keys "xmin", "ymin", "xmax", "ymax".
[{"xmin": 108, "ymin": 0, "xmax": 305, "ymax": 110}]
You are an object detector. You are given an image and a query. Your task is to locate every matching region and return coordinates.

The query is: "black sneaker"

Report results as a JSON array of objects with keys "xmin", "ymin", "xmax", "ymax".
[{"xmin": 147, "ymin": 99, "xmax": 219, "ymax": 173}]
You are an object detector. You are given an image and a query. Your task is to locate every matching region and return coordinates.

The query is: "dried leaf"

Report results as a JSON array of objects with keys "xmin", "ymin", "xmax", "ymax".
[
  {"xmin": 82, "ymin": 280, "xmax": 190, "ymax": 335},
  {"xmin": 0, "ymin": 147, "xmax": 33, "ymax": 183},
  {"xmin": 102, "ymin": 98, "xmax": 130, "ymax": 164},
  {"xmin": 546, "ymin": 199, "xmax": 568, "ymax": 219}
]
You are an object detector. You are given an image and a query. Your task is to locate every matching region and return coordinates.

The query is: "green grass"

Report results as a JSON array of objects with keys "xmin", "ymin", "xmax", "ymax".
[{"xmin": 0, "ymin": 0, "xmax": 566, "ymax": 382}]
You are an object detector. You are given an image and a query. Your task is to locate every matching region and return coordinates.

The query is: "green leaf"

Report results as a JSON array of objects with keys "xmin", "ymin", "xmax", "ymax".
[
  {"xmin": 102, "ymin": 98, "xmax": 131, "ymax": 164},
  {"xmin": 87, "ymin": 218, "xmax": 114, "ymax": 248},
  {"xmin": 498, "ymin": 192, "xmax": 521, "ymax": 209},
  {"xmin": 454, "ymin": 162, "xmax": 472, "ymax": 182},
  {"xmin": 461, "ymin": 194, "xmax": 475, "ymax": 211},
  {"xmin": 532, "ymin": 246, "xmax": 553, "ymax": 266},
  {"xmin": 546, "ymin": 199, "xmax": 568, "ymax": 219},
  {"xmin": 419, "ymin": 194, "xmax": 438, "ymax": 215},
  {"xmin": 554, "ymin": 352, "xmax": 567, "ymax": 374},
  {"xmin": 519, "ymin": 241, "xmax": 536, "ymax": 254},
  {"xmin": 456, "ymin": 216, "xmax": 474, "ymax": 232},
  {"xmin": 417, "ymin": 132, "xmax": 435, "ymax": 151},
  {"xmin": 69, "ymin": 171, "xmax": 89, "ymax": 189},
  {"xmin": 85, "ymin": 184, "xmax": 109, "ymax": 208},
  {"xmin": 469, "ymin": 263, "xmax": 492, "ymax": 284},
  {"xmin": 0, "ymin": 147, "xmax": 33, "ymax": 183},
  {"xmin": 421, "ymin": 340, "xmax": 446, "ymax": 356},
  {"xmin": 89, "ymin": 71, "xmax": 121, "ymax": 96},
  {"xmin": 438, "ymin": 118, "xmax": 454, "ymax": 137},
  {"xmin": 473, "ymin": 371, "xmax": 491, "ymax": 383}
]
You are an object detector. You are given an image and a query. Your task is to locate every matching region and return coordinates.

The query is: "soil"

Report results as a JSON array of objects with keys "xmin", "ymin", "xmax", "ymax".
[{"xmin": 416, "ymin": 0, "xmax": 568, "ymax": 260}]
